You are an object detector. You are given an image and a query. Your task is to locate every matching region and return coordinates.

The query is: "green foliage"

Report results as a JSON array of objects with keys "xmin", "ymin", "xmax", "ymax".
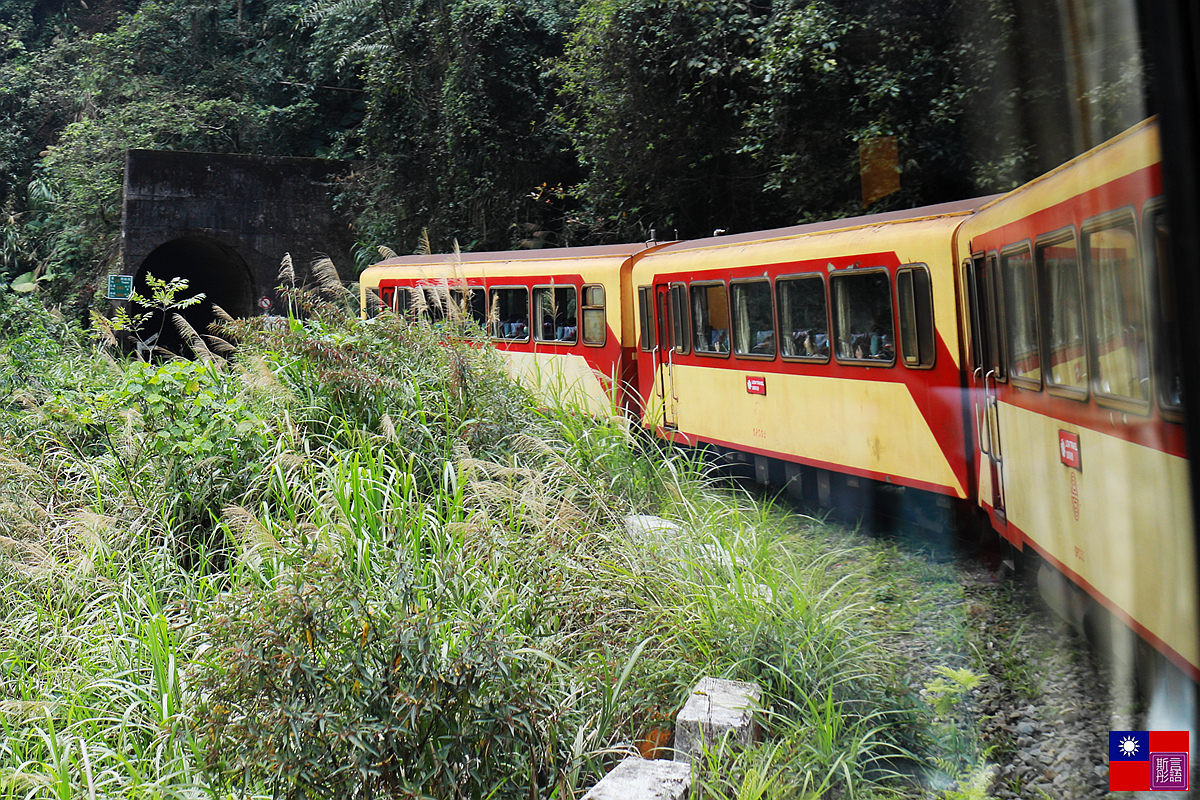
[
  {"xmin": 95, "ymin": 272, "xmax": 207, "ymax": 358},
  {"xmin": 742, "ymin": 0, "xmax": 978, "ymax": 217},
  {"xmin": 199, "ymin": 554, "xmax": 555, "ymax": 798},
  {"xmin": 923, "ymin": 664, "xmax": 995, "ymax": 796},
  {"xmin": 933, "ymin": 756, "xmax": 998, "ymax": 800},
  {"xmin": 0, "ymin": 289, "xmax": 981, "ymax": 797},
  {"xmin": 1, "ymin": 0, "xmax": 1153, "ymax": 300},
  {"xmin": 0, "ymin": 291, "xmax": 82, "ymax": 393},
  {"xmin": 0, "ymin": 0, "xmax": 352, "ymax": 295},
  {"xmin": 556, "ymin": 0, "xmax": 775, "ymax": 240},
  {"xmin": 925, "ymin": 665, "xmax": 984, "ymax": 719},
  {"xmin": 316, "ymin": 0, "xmax": 580, "ymax": 252}
]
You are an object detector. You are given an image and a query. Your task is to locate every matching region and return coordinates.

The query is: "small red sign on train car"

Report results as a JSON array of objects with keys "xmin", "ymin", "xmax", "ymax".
[
  {"xmin": 746, "ymin": 376, "xmax": 767, "ymax": 395},
  {"xmin": 1059, "ymin": 430, "xmax": 1081, "ymax": 470}
]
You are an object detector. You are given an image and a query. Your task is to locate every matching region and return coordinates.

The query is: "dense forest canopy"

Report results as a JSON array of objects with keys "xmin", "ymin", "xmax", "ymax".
[{"xmin": 1, "ymin": 0, "xmax": 1151, "ymax": 308}]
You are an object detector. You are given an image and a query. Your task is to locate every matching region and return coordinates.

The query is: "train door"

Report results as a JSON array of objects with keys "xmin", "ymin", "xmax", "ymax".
[
  {"xmin": 965, "ymin": 252, "xmax": 1009, "ymax": 530},
  {"xmin": 652, "ymin": 283, "xmax": 679, "ymax": 429}
]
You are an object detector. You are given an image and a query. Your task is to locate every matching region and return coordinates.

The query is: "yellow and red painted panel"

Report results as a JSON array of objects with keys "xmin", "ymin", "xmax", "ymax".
[
  {"xmin": 959, "ymin": 118, "xmax": 1197, "ymax": 677},
  {"xmin": 359, "ymin": 246, "xmax": 640, "ymax": 415},
  {"xmin": 993, "ymin": 402, "xmax": 1197, "ymax": 678},
  {"xmin": 630, "ymin": 207, "xmax": 982, "ymax": 498}
]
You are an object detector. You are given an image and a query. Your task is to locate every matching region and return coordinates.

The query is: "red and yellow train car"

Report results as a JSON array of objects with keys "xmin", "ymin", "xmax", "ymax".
[
  {"xmin": 359, "ymin": 243, "xmax": 658, "ymax": 416},
  {"xmin": 955, "ymin": 117, "xmax": 1198, "ymax": 681},
  {"xmin": 358, "ymin": 115, "xmax": 1197, "ymax": 698},
  {"xmin": 627, "ymin": 198, "xmax": 990, "ymax": 507}
]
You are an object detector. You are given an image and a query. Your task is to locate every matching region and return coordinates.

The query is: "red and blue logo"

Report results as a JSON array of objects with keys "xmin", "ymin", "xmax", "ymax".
[{"xmin": 1109, "ymin": 731, "xmax": 1189, "ymax": 791}]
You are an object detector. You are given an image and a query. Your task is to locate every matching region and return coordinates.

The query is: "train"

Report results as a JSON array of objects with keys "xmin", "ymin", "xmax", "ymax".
[{"xmin": 359, "ymin": 117, "xmax": 1197, "ymax": 699}]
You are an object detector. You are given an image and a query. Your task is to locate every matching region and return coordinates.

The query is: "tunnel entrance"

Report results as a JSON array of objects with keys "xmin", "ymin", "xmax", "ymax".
[{"xmin": 132, "ymin": 237, "xmax": 255, "ymax": 357}]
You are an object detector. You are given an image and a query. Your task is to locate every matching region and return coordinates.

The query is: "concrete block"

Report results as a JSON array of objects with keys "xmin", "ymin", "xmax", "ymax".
[
  {"xmin": 581, "ymin": 756, "xmax": 691, "ymax": 799},
  {"xmin": 674, "ymin": 677, "xmax": 762, "ymax": 764}
]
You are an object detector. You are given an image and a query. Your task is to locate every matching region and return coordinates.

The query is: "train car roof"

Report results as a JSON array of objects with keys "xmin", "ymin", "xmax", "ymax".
[
  {"xmin": 645, "ymin": 195, "xmax": 1001, "ymax": 256},
  {"xmin": 963, "ymin": 116, "xmax": 1159, "ymax": 228},
  {"xmin": 368, "ymin": 241, "xmax": 649, "ymax": 270}
]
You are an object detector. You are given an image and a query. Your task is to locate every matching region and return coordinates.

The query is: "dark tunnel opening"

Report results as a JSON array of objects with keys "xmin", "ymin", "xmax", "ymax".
[{"xmin": 132, "ymin": 237, "xmax": 255, "ymax": 357}]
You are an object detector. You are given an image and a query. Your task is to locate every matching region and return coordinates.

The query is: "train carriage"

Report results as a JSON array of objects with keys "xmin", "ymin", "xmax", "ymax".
[
  {"xmin": 358, "ymin": 114, "xmax": 1197, "ymax": 713},
  {"xmin": 955, "ymin": 117, "xmax": 1199, "ymax": 682},
  {"xmin": 359, "ymin": 243, "xmax": 656, "ymax": 416},
  {"xmin": 627, "ymin": 198, "xmax": 991, "ymax": 509}
]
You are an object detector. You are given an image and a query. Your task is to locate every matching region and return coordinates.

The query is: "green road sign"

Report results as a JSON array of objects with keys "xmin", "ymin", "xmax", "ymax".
[{"xmin": 107, "ymin": 274, "xmax": 134, "ymax": 300}]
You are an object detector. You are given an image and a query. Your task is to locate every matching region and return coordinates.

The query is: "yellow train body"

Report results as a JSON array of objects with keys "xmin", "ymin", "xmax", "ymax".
[{"xmin": 957, "ymin": 118, "xmax": 1197, "ymax": 677}]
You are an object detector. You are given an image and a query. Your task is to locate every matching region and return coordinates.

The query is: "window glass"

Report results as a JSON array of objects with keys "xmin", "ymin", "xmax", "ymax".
[
  {"xmin": 415, "ymin": 285, "xmax": 451, "ymax": 322},
  {"xmin": 376, "ymin": 286, "xmax": 393, "ymax": 315},
  {"xmin": 534, "ymin": 286, "xmax": 578, "ymax": 343},
  {"xmin": 638, "ymin": 286, "xmax": 654, "ymax": 352},
  {"xmin": 1001, "ymin": 247, "xmax": 1040, "ymax": 383},
  {"xmin": 1152, "ymin": 211, "xmax": 1182, "ymax": 411},
  {"xmin": 896, "ymin": 266, "xmax": 935, "ymax": 367},
  {"xmin": 691, "ymin": 283, "xmax": 730, "ymax": 355},
  {"xmin": 1040, "ymin": 236, "xmax": 1087, "ymax": 392},
  {"xmin": 777, "ymin": 276, "xmax": 829, "ymax": 359},
  {"xmin": 582, "ymin": 284, "xmax": 606, "ymax": 345},
  {"xmin": 1085, "ymin": 222, "xmax": 1148, "ymax": 403},
  {"xmin": 732, "ymin": 280, "xmax": 776, "ymax": 357},
  {"xmin": 670, "ymin": 284, "xmax": 689, "ymax": 354},
  {"xmin": 450, "ymin": 288, "xmax": 486, "ymax": 327},
  {"xmin": 392, "ymin": 287, "xmax": 411, "ymax": 315},
  {"xmin": 656, "ymin": 291, "xmax": 669, "ymax": 351},
  {"xmin": 489, "ymin": 287, "xmax": 529, "ymax": 340},
  {"xmin": 831, "ymin": 271, "xmax": 894, "ymax": 362}
]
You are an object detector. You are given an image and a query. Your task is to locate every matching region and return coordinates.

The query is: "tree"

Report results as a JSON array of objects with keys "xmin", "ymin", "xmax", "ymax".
[
  {"xmin": 309, "ymin": 0, "xmax": 581, "ymax": 254},
  {"xmin": 556, "ymin": 0, "xmax": 777, "ymax": 241},
  {"xmin": 741, "ymin": 0, "xmax": 978, "ymax": 219}
]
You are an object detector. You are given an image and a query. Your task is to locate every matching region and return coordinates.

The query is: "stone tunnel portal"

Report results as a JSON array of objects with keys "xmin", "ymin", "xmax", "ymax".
[{"xmin": 133, "ymin": 236, "xmax": 255, "ymax": 356}]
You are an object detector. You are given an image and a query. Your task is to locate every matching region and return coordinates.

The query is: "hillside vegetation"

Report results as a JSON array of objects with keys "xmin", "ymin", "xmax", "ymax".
[
  {"xmin": 2, "ymin": 0, "xmax": 1151, "ymax": 307},
  {"xmin": 0, "ymin": 283, "xmax": 991, "ymax": 798}
]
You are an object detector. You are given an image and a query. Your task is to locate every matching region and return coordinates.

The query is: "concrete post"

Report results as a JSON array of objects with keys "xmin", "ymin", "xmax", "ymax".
[
  {"xmin": 673, "ymin": 677, "xmax": 762, "ymax": 765},
  {"xmin": 580, "ymin": 756, "xmax": 691, "ymax": 799}
]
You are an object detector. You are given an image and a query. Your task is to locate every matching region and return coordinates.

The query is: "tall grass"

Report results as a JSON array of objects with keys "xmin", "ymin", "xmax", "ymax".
[{"xmin": 1, "ymin": 289, "xmax": 944, "ymax": 798}]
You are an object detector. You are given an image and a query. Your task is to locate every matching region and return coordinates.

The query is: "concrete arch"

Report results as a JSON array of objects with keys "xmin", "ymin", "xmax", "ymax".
[{"xmin": 133, "ymin": 236, "xmax": 255, "ymax": 355}]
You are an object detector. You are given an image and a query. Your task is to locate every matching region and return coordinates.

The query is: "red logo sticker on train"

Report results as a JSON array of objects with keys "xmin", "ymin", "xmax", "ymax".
[
  {"xmin": 1059, "ymin": 430, "xmax": 1081, "ymax": 471},
  {"xmin": 746, "ymin": 376, "xmax": 767, "ymax": 395}
]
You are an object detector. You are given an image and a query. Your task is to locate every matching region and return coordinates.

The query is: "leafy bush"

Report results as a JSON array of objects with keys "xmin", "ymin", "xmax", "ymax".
[
  {"xmin": 1, "ymin": 291, "xmax": 938, "ymax": 799},
  {"xmin": 198, "ymin": 554, "xmax": 556, "ymax": 799}
]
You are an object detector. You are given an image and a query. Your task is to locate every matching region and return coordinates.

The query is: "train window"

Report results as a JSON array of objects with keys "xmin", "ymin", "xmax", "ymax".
[
  {"xmin": 489, "ymin": 287, "xmax": 529, "ymax": 341},
  {"xmin": 638, "ymin": 286, "xmax": 654, "ymax": 352},
  {"xmin": 363, "ymin": 286, "xmax": 387, "ymax": 318},
  {"xmin": 581, "ymin": 284, "xmax": 606, "ymax": 346},
  {"xmin": 670, "ymin": 283, "xmax": 689, "ymax": 355},
  {"xmin": 1148, "ymin": 206, "xmax": 1183, "ymax": 415},
  {"xmin": 1038, "ymin": 231, "xmax": 1088, "ymax": 397},
  {"xmin": 533, "ymin": 285, "xmax": 578, "ymax": 344},
  {"xmin": 416, "ymin": 285, "xmax": 450, "ymax": 322},
  {"xmin": 830, "ymin": 270, "xmax": 894, "ymax": 364},
  {"xmin": 375, "ymin": 286, "xmax": 393, "ymax": 315},
  {"xmin": 1083, "ymin": 216, "xmax": 1149, "ymax": 407},
  {"xmin": 449, "ymin": 288, "xmax": 486, "ymax": 327},
  {"xmin": 392, "ymin": 287, "xmax": 411, "ymax": 315},
  {"xmin": 1000, "ymin": 245, "xmax": 1040, "ymax": 387},
  {"xmin": 777, "ymin": 275, "xmax": 829, "ymax": 361},
  {"xmin": 731, "ymin": 280, "xmax": 776, "ymax": 358},
  {"xmin": 690, "ymin": 282, "xmax": 730, "ymax": 356},
  {"xmin": 896, "ymin": 265, "xmax": 935, "ymax": 368}
]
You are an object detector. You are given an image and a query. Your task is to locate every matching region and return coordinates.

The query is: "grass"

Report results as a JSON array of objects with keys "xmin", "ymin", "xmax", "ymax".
[{"xmin": 0, "ymin": 286, "xmax": 992, "ymax": 798}]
